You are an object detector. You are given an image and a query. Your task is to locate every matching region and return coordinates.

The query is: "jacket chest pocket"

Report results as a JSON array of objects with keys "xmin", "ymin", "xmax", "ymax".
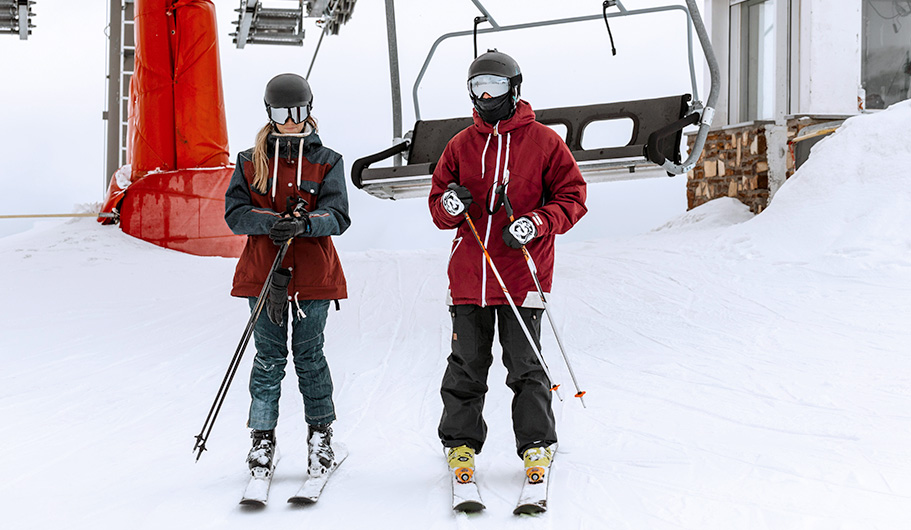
[{"xmin": 297, "ymin": 180, "xmax": 321, "ymax": 211}]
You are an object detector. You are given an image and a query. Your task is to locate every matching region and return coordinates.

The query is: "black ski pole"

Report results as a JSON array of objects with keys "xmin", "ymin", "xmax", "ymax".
[
  {"xmin": 193, "ymin": 199, "xmax": 307, "ymax": 461},
  {"xmin": 193, "ymin": 240, "xmax": 290, "ymax": 461},
  {"xmin": 499, "ymin": 185, "xmax": 587, "ymax": 407}
]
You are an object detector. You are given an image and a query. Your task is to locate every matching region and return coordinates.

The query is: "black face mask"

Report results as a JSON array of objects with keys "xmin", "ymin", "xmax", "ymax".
[{"xmin": 473, "ymin": 91, "xmax": 516, "ymax": 124}]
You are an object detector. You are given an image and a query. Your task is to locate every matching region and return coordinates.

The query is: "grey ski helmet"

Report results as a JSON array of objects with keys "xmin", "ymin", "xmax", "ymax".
[
  {"xmin": 467, "ymin": 50, "xmax": 522, "ymax": 98},
  {"xmin": 467, "ymin": 50, "xmax": 522, "ymax": 123},
  {"xmin": 264, "ymin": 73, "xmax": 313, "ymax": 123}
]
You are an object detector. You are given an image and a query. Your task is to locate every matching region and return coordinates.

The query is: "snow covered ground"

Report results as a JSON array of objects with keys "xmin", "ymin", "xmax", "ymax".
[{"xmin": 2, "ymin": 103, "xmax": 910, "ymax": 529}]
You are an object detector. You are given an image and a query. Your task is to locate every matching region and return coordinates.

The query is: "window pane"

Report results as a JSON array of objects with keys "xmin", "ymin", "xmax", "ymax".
[
  {"xmin": 862, "ymin": 0, "xmax": 911, "ymax": 110},
  {"xmin": 741, "ymin": 0, "xmax": 777, "ymax": 121}
]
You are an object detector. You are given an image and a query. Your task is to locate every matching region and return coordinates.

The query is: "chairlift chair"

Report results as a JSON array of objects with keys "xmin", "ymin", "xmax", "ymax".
[{"xmin": 352, "ymin": 0, "xmax": 719, "ymax": 200}]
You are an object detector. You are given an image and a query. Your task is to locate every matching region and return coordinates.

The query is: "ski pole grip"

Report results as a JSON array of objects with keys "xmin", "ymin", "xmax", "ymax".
[{"xmin": 497, "ymin": 185, "xmax": 515, "ymax": 219}]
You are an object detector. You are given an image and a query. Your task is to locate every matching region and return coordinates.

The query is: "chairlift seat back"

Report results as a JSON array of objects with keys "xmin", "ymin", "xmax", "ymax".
[{"xmin": 354, "ymin": 94, "xmax": 692, "ymax": 199}]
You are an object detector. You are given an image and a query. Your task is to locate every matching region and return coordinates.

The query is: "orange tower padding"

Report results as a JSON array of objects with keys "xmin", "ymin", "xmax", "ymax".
[
  {"xmin": 101, "ymin": 0, "xmax": 243, "ymax": 257},
  {"xmin": 129, "ymin": 0, "xmax": 229, "ymax": 175},
  {"xmin": 119, "ymin": 167, "xmax": 246, "ymax": 258}
]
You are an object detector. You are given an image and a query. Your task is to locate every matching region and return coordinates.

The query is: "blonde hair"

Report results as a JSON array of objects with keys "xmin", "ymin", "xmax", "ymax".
[{"xmin": 251, "ymin": 115, "xmax": 320, "ymax": 193}]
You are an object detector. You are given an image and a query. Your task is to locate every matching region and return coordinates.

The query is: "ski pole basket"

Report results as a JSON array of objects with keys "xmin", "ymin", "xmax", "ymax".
[{"xmin": 351, "ymin": 0, "xmax": 719, "ymax": 200}]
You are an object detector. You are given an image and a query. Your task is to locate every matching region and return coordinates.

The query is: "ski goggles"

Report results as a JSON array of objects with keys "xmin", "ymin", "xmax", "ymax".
[
  {"xmin": 267, "ymin": 105, "xmax": 309, "ymax": 125},
  {"xmin": 468, "ymin": 74, "xmax": 511, "ymax": 98}
]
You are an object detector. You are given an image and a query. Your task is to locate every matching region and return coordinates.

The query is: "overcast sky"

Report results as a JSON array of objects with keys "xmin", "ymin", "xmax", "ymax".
[{"xmin": 0, "ymin": 0, "xmax": 706, "ymax": 250}]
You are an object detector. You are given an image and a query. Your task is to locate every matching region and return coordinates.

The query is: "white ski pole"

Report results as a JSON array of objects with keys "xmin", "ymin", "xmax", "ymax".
[
  {"xmin": 500, "ymin": 185, "xmax": 587, "ymax": 407},
  {"xmin": 457, "ymin": 202, "xmax": 564, "ymax": 402}
]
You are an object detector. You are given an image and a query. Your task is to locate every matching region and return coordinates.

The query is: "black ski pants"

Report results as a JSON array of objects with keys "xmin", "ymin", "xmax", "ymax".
[{"xmin": 438, "ymin": 304, "xmax": 557, "ymax": 458}]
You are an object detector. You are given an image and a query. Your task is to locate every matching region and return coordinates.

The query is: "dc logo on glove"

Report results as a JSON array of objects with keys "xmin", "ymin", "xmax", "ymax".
[
  {"xmin": 503, "ymin": 217, "xmax": 536, "ymax": 249},
  {"xmin": 442, "ymin": 183, "xmax": 474, "ymax": 217}
]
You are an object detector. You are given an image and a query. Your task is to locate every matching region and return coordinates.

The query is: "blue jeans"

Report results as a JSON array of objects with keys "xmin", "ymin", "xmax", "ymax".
[{"xmin": 247, "ymin": 297, "xmax": 336, "ymax": 430}]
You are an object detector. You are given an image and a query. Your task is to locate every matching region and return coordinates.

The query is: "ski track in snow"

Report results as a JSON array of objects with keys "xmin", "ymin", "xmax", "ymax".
[
  {"xmin": 3, "ymin": 104, "xmax": 911, "ymax": 529},
  {"xmin": 1, "ymin": 215, "xmax": 908, "ymax": 530}
]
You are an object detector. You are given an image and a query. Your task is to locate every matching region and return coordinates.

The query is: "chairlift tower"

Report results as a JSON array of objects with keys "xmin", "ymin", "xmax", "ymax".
[
  {"xmin": 103, "ymin": 0, "xmax": 135, "ymax": 189},
  {"xmin": 0, "ymin": 0, "xmax": 35, "ymax": 40},
  {"xmin": 102, "ymin": 0, "xmax": 356, "ymax": 188}
]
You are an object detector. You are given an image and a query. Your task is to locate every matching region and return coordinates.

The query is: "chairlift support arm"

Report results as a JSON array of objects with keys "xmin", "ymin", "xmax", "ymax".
[
  {"xmin": 412, "ymin": 2, "xmax": 702, "ymax": 121},
  {"xmin": 353, "ymin": 0, "xmax": 720, "ymax": 199},
  {"xmin": 408, "ymin": 0, "xmax": 719, "ymax": 175}
]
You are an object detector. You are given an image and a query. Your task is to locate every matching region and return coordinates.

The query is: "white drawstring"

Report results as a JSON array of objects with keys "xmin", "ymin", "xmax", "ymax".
[
  {"xmin": 271, "ymin": 137, "xmax": 279, "ymax": 200},
  {"xmin": 294, "ymin": 292, "xmax": 307, "ymax": 319},
  {"xmin": 480, "ymin": 134, "xmax": 492, "ymax": 180},
  {"xmin": 296, "ymin": 138, "xmax": 304, "ymax": 189},
  {"xmin": 272, "ymin": 134, "xmax": 308, "ymax": 197},
  {"xmin": 502, "ymin": 132, "xmax": 512, "ymax": 192},
  {"xmin": 488, "ymin": 134, "xmax": 504, "ymax": 212}
]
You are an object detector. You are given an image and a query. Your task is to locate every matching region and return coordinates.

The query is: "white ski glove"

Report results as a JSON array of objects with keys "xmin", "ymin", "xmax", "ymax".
[
  {"xmin": 442, "ymin": 184, "xmax": 473, "ymax": 216},
  {"xmin": 503, "ymin": 217, "xmax": 536, "ymax": 249}
]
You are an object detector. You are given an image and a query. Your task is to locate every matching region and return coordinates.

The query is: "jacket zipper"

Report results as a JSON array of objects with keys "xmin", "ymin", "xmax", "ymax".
[{"xmin": 481, "ymin": 133, "xmax": 503, "ymax": 307}]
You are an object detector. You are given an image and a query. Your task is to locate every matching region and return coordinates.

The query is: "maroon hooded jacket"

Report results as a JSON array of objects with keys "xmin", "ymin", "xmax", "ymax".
[
  {"xmin": 225, "ymin": 131, "xmax": 349, "ymax": 301},
  {"xmin": 428, "ymin": 100, "xmax": 587, "ymax": 307}
]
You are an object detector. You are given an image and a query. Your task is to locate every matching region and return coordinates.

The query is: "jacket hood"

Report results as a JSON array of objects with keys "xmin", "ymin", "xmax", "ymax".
[
  {"xmin": 267, "ymin": 129, "xmax": 322, "ymax": 158},
  {"xmin": 471, "ymin": 99, "xmax": 535, "ymax": 135}
]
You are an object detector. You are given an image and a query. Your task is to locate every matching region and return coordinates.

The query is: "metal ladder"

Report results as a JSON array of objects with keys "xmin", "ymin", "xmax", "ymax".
[{"xmin": 103, "ymin": 0, "xmax": 134, "ymax": 190}]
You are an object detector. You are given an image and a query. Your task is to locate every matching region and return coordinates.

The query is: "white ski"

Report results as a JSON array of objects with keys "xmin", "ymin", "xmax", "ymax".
[
  {"xmin": 451, "ymin": 473, "xmax": 485, "ymax": 512},
  {"xmin": 287, "ymin": 443, "xmax": 348, "ymax": 504},
  {"xmin": 239, "ymin": 446, "xmax": 280, "ymax": 507},
  {"xmin": 513, "ymin": 474, "xmax": 550, "ymax": 514},
  {"xmin": 514, "ymin": 445, "xmax": 556, "ymax": 515},
  {"xmin": 239, "ymin": 476, "xmax": 272, "ymax": 506}
]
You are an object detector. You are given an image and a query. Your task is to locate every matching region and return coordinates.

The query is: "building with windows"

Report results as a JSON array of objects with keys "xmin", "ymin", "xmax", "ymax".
[{"xmin": 688, "ymin": 0, "xmax": 911, "ymax": 213}]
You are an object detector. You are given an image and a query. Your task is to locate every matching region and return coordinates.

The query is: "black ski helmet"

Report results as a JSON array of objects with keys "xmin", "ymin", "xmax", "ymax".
[
  {"xmin": 467, "ymin": 50, "xmax": 522, "ymax": 98},
  {"xmin": 264, "ymin": 73, "xmax": 313, "ymax": 114}
]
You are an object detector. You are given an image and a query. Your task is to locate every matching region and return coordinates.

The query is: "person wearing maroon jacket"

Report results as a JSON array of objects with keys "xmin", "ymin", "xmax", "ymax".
[
  {"xmin": 225, "ymin": 73, "xmax": 349, "ymax": 484},
  {"xmin": 428, "ymin": 51, "xmax": 587, "ymax": 478}
]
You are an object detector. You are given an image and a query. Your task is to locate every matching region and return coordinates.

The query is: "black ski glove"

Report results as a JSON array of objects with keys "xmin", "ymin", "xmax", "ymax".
[
  {"xmin": 502, "ymin": 217, "xmax": 537, "ymax": 249},
  {"xmin": 266, "ymin": 268, "xmax": 292, "ymax": 326},
  {"xmin": 269, "ymin": 215, "xmax": 311, "ymax": 245},
  {"xmin": 442, "ymin": 183, "xmax": 473, "ymax": 216}
]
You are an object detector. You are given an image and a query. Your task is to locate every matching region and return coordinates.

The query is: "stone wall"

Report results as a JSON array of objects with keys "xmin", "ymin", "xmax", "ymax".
[
  {"xmin": 687, "ymin": 123, "xmax": 772, "ymax": 214},
  {"xmin": 686, "ymin": 117, "xmax": 846, "ymax": 214}
]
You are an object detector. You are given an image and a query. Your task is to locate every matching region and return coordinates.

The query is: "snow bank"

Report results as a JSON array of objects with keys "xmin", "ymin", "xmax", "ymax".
[
  {"xmin": 652, "ymin": 196, "xmax": 754, "ymax": 233},
  {"xmin": 736, "ymin": 101, "xmax": 911, "ymax": 264}
]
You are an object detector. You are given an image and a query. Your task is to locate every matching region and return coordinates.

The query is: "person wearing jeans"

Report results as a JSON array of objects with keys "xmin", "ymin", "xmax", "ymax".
[
  {"xmin": 246, "ymin": 298, "xmax": 335, "ymax": 430},
  {"xmin": 225, "ymin": 73, "xmax": 349, "ymax": 481}
]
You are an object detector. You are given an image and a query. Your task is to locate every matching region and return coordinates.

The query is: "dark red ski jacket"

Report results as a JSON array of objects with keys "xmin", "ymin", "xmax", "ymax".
[
  {"xmin": 225, "ymin": 131, "xmax": 349, "ymax": 301},
  {"xmin": 429, "ymin": 100, "xmax": 587, "ymax": 307}
]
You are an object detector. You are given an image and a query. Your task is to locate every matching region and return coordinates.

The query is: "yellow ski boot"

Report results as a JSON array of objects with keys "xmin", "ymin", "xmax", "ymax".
[
  {"xmin": 447, "ymin": 445, "xmax": 476, "ymax": 484},
  {"xmin": 522, "ymin": 445, "xmax": 554, "ymax": 484}
]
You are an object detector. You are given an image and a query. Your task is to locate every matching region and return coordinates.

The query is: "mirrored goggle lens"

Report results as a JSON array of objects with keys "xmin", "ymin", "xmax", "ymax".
[
  {"xmin": 268, "ymin": 106, "xmax": 308, "ymax": 124},
  {"xmin": 468, "ymin": 75, "xmax": 510, "ymax": 98}
]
